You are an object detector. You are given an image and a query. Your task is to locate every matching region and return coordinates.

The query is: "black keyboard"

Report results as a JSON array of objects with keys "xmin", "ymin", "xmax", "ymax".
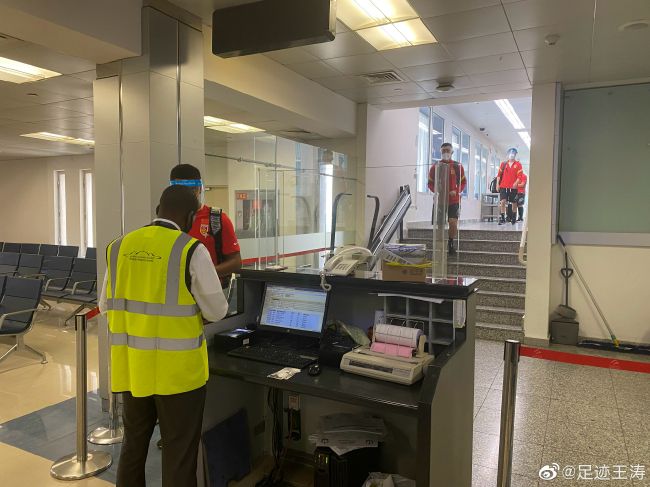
[{"xmin": 228, "ymin": 345, "xmax": 318, "ymax": 369}]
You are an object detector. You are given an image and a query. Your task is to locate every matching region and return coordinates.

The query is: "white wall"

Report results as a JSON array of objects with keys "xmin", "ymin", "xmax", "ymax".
[
  {"xmin": 0, "ymin": 154, "xmax": 94, "ymax": 247},
  {"xmin": 365, "ymin": 105, "xmax": 419, "ymax": 243},
  {"xmin": 550, "ymin": 245, "xmax": 650, "ymax": 344}
]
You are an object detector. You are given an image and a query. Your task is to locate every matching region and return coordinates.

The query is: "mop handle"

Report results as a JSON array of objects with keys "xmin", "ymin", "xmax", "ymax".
[{"xmin": 557, "ymin": 234, "xmax": 619, "ymax": 346}]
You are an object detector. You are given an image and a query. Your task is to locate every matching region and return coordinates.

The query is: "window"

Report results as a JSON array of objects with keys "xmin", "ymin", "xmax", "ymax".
[
  {"xmin": 430, "ymin": 112, "xmax": 444, "ymax": 161},
  {"xmin": 54, "ymin": 170, "xmax": 67, "ymax": 245},
  {"xmin": 474, "ymin": 142, "xmax": 482, "ymax": 199},
  {"xmin": 481, "ymin": 146, "xmax": 489, "ymax": 196},
  {"xmin": 416, "ymin": 107, "xmax": 430, "ymax": 193},
  {"xmin": 81, "ymin": 170, "xmax": 94, "ymax": 248},
  {"xmin": 452, "ymin": 126, "xmax": 469, "ymax": 196}
]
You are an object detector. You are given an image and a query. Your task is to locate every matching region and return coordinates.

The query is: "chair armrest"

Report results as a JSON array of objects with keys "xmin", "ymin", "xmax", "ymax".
[
  {"xmin": 0, "ymin": 271, "xmax": 18, "ymax": 276},
  {"xmin": 0, "ymin": 308, "xmax": 40, "ymax": 330},
  {"xmin": 22, "ymin": 273, "xmax": 46, "ymax": 279},
  {"xmin": 71, "ymin": 280, "xmax": 97, "ymax": 295},
  {"xmin": 45, "ymin": 277, "xmax": 69, "ymax": 291}
]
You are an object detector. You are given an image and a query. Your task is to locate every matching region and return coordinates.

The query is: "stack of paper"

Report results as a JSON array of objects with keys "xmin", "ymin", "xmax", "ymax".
[{"xmin": 309, "ymin": 413, "xmax": 387, "ymax": 456}]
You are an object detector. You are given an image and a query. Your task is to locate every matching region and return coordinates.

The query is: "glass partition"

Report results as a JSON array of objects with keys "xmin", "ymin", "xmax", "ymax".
[{"xmin": 204, "ymin": 131, "xmax": 358, "ymax": 270}]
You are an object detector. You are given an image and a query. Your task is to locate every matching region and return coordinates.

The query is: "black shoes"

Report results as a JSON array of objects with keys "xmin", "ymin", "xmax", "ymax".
[
  {"xmin": 498, "ymin": 216, "xmax": 506, "ymax": 225},
  {"xmin": 448, "ymin": 239, "xmax": 457, "ymax": 255}
]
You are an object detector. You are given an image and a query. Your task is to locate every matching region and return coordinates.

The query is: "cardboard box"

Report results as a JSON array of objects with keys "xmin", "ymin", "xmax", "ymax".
[{"xmin": 382, "ymin": 261, "xmax": 430, "ymax": 282}]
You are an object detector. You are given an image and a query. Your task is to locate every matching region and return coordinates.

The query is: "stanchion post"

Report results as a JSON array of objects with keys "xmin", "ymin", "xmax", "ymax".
[
  {"xmin": 51, "ymin": 313, "xmax": 112, "ymax": 480},
  {"xmin": 497, "ymin": 339, "xmax": 521, "ymax": 487}
]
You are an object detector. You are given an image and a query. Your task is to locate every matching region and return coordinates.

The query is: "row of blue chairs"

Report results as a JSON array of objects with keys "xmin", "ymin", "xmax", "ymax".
[
  {"xmin": 0, "ymin": 275, "xmax": 46, "ymax": 364},
  {"xmin": 0, "ymin": 242, "xmax": 96, "ymax": 259}
]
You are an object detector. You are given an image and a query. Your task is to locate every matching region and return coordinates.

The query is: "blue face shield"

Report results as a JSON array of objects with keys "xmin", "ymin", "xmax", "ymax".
[{"xmin": 170, "ymin": 179, "xmax": 204, "ymax": 204}]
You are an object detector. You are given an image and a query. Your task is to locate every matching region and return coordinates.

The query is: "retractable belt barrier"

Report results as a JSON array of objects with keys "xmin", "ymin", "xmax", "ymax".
[{"xmin": 497, "ymin": 340, "xmax": 520, "ymax": 487}]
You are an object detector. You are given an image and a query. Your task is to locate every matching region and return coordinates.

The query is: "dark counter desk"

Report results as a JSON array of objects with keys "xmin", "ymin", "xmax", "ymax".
[{"xmin": 202, "ymin": 269, "xmax": 478, "ymax": 487}]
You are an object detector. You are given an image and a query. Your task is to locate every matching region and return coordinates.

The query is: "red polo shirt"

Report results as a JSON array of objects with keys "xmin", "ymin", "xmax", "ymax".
[
  {"xmin": 189, "ymin": 205, "xmax": 240, "ymax": 265},
  {"xmin": 427, "ymin": 161, "xmax": 466, "ymax": 204},
  {"xmin": 498, "ymin": 160, "xmax": 523, "ymax": 189},
  {"xmin": 518, "ymin": 173, "xmax": 528, "ymax": 194}
]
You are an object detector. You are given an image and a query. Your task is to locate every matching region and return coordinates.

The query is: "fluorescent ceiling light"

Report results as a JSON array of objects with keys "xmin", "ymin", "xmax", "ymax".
[
  {"xmin": 337, "ymin": 0, "xmax": 418, "ymax": 30},
  {"xmin": 203, "ymin": 116, "xmax": 264, "ymax": 134},
  {"xmin": 518, "ymin": 131, "xmax": 531, "ymax": 148},
  {"xmin": 0, "ymin": 56, "xmax": 60, "ymax": 84},
  {"xmin": 21, "ymin": 132, "xmax": 94, "ymax": 146},
  {"xmin": 494, "ymin": 99, "xmax": 525, "ymax": 130},
  {"xmin": 357, "ymin": 18, "xmax": 436, "ymax": 50}
]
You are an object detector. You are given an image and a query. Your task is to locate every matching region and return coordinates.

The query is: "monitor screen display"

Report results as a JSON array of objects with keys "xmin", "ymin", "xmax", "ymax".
[{"xmin": 259, "ymin": 284, "xmax": 328, "ymax": 335}]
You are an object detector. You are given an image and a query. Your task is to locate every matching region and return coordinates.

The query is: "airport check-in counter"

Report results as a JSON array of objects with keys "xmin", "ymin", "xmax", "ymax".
[{"xmin": 202, "ymin": 268, "xmax": 478, "ymax": 486}]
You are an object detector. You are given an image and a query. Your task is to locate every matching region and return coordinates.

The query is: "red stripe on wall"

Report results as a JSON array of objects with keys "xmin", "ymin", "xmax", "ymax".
[
  {"xmin": 520, "ymin": 346, "xmax": 650, "ymax": 374},
  {"xmin": 241, "ymin": 247, "xmax": 328, "ymax": 266}
]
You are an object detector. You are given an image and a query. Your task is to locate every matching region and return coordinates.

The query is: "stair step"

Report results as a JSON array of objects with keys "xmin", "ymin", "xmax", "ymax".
[
  {"xmin": 402, "ymin": 237, "xmax": 523, "ymax": 253},
  {"xmin": 477, "ymin": 291, "xmax": 526, "ymax": 309},
  {"xmin": 451, "ymin": 262, "xmax": 526, "ymax": 280},
  {"xmin": 475, "ymin": 277, "xmax": 526, "ymax": 294},
  {"xmin": 477, "ymin": 305, "xmax": 524, "ymax": 327},
  {"xmin": 476, "ymin": 322, "xmax": 525, "ymax": 341},
  {"xmin": 448, "ymin": 250, "xmax": 523, "ymax": 266},
  {"xmin": 408, "ymin": 228, "xmax": 521, "ymax": 242}
]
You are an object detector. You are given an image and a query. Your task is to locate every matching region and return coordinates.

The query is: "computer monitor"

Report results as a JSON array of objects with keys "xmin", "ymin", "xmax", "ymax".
[{"xmin": 259, "ymin": 283, "xmax": 328, "ymax": 337}]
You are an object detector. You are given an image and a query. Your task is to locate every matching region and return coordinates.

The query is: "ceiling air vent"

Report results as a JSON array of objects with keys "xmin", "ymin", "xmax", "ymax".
[{"xmin": 360, "ymin": 70, "xmax": 404, "ymax": 85}]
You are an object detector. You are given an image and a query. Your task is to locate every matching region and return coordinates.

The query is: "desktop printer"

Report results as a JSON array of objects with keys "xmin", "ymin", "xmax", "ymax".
[{"xmin": 340, "ymin": 324, "xmax": 434, "ymax": 385}]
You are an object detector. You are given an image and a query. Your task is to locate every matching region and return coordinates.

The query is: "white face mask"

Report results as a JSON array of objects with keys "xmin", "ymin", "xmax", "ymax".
[{"xmin": 442, "ymin": 152, "xmax": 452, "ymax": 161}]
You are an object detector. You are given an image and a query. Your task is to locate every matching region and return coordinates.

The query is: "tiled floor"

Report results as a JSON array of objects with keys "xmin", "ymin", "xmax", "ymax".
[
  {"xmin": 1, "ymin": 306, "xmax": 648, "ymax": 487},
  {"xmin": 473, "ymin": 340, "xmax": 650, "ymax": 487}
]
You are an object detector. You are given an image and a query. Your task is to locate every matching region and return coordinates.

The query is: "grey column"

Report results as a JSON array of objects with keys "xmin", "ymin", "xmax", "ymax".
[{"xmin": 93, "ymin": 5, "xmax": 205, "ymax": 400}]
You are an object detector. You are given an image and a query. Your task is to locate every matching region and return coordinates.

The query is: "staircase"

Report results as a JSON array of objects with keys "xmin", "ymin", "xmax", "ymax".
[{"xmin": 403, "ymin": 226, "xmax": 526, "ymax": 341}]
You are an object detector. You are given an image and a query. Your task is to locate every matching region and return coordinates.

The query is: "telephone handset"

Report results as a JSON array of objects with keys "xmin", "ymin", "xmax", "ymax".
[{"xmin": 323, "ymin": 246, "xmax": 373, "ymax": 276}]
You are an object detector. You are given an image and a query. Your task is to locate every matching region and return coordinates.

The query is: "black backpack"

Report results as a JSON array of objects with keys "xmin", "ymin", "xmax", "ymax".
[{"xmin": 489, "ymin": 177, "xmax": 498, "ymax": 194}]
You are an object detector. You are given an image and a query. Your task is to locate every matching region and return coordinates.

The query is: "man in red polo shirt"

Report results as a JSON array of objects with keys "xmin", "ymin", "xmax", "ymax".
[
  {"xmin": 170, "ymin": 164, "xmax": 241, "ymax": 282},
  {"xmin": 496, "ymin": 148, "xmax": 523, "ymax": 225},
  {"xmin": 428, "ymin": 142, "xmax": 466, "ymax": 255},
  {"xmin": 516, "ymin": 171, "xmax": 527, "ymax": 222}
]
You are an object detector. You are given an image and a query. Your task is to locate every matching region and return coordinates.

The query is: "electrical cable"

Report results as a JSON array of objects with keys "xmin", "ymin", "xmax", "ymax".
[{"xmin": 256, "ymin": 388, "xmax": 285, "ymax": 487}]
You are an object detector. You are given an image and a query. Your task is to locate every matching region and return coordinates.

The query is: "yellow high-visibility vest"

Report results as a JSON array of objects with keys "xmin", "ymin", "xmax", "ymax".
[{"xmin": 106, "ymin": 224, "xmax": 207, "ymax": 397}]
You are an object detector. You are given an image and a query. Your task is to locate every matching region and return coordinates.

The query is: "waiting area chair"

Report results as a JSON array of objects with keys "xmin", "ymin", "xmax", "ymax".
[
  {"xmin": 40, "ymin": 256, "xmax": 74, "ymax": 309},
  {"xmin": 0, "ymin": 252, "xmax": 20, "ymax": 276},
  {"xmin": 2, "ymin": 243, "xmax": 20, "ymax": 253},
  {"xmin": 39, "ymin": 244, "xmax": 60, "ymax": 256},
  {"xmin": 85, "ymin": 247, "xmax": 97, "ymax": 259},
  {"xmin": 43, "ymin": 258, "xmax": 97, "ymax": 323},
  {"xmin": 58, "ymin": 245, "xmax": 79, "ymax": 258},
  {"xmin": 19, "ymin": 243, "xmax": 40, "ymax": 254},
  {"xmin": 15, "ymin": 254, "xmax": 44, "ymax": 277},
  {"xmin": 0, "ymin": 276, "xmax": 46, "ymax": 364}
]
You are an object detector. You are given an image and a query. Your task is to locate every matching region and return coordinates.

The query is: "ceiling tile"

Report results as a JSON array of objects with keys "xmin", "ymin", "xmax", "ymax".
[
  {"xmin": 69, "ymin": 70, "xmax": 98, "ymax": 82},
  {"xmin": 0, "ymin": 44, "xmax": 95, "ymax": 75},
  {"xmin": 334, "ymin": 88, "xmax": 373, "ymax": 103},
  {"xmin": 520, "ymin": 47, "xmax": 589, "ymax": 71},
  {"xmin": 423, "ymin": 5, "xmax": 511, "ymax": 43},
  {"xmin": 429, "ymin": 87, "xmax": 485, "ymax": 98},
  {"xmin": 265, "ymin": 47, "xmax": 317, "ymax": 65},
  {"xmin": 443, "ymin": 32, "xmax": 518, "ymax": 60},
  {"xmin": 459, "ymin": 52, "xmax": 525, "ymax": 75},
  {"xmin": 526, "ymin": 64, "xmax": 589, "ymax": 84},
  {"xmin": 0, "ymin": 34, "xmax": 25, "ymax": 51},
  {"xmin": 410, "ymin": 0, "xmax": 500, "ymax": 19},
  {"xmin": 324, "ymin": 53, "xmax": 394, "ymax": 76},
  {"xmin": 590, "ymin": 29, "xmax": 650, "ymax": 82},
  {"xmin": 303, "ymin": 32, "xmax": 375, "ymax": 60},
  {"xmin": 285, "ymin": 61, "xmax": 342, "ymax": 79},
  {"xmin": 367, "ymin": 97, "xmax": 393, "ymax": 106},
  {"xmin": 316, "ymin": 75, "xmax": 370, "ymax": 91},
  {"xmin": 419, "ymin": 76, "xmax": 475, "ymax": 92},
  {"xmin": 49, "ymin": 98, "xmax": 95, "ymax": 115},
  {"xmin": 401, "ymin": 62, "xmax": 465, "ymax": 82},
  {"xmin": 336, "ymin": 21, "xmax": 350, "ymax": 33},
  {"xmin": 366, "ymin": 81, "xmax": 426, "ymax": 98},
  {"xmin": 504, "ymin": 0, "xmax": 595, "ymax": 31},
  {"xmin": 513, "ymin": 22, "xmax": 593, "ymax": 52},
  {"xmin": 380, "ymin": 43, "xmax": 451, "ymax": 68},
  {"xmin": 470, "ymin": 68, "xmax": 529, "ymax": 86},
  {"xmin": 0, "ymin": 83, "xmax": 77, "ymax": 105},
  {"xmin": 34, "ymin": 75, "xmax": 94, "ymax": 98},
  {"xmin": 479, "ymin": 82, "xmax": 531, "ymax": 94},
  {"xmin": 0, "ymin": 105, "xmax": 87, "ymax": 123}
]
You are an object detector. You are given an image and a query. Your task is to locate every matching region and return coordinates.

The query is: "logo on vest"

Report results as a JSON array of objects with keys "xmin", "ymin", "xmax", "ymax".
[{"xmin": 123, "ymin": 250, "xmax": 162, "ymax": 263}]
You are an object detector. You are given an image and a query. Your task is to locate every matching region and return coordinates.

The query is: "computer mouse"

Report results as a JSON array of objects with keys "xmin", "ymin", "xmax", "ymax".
[{"xmin": 308, "ymin": 363, "xmax": 321, "ymax": 376}]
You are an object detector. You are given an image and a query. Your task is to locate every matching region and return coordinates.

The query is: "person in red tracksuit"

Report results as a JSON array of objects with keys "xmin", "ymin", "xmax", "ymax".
[
  {"xmin": 497, "ymin": 147, "xmax": 523, "ymax": 225},
  {"xmin": 516, "ymin": 172, "xmax": 527, "ymax": 222},
  {"xmin": 428, "ymin": 142, "xmax": 466, "ymax": 255}
]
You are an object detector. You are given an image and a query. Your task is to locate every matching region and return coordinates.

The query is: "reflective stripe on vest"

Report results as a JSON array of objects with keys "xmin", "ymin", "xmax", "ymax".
[
  {"xmin": 107, "ymin": 232, "xmax": 194, "ymax": 317},
  {"xmin": 111, "ymin": 332, "xmax": 204, "ymax": 351}
]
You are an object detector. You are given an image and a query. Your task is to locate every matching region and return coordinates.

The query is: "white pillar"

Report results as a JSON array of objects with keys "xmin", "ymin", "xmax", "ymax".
[
  {"xmin": 523, "ymin": 83, "xmax": 560, "ymax": 343},
  {"xmin": 93, "ymin": 6, "xmax": 204, "ymax": 399}
]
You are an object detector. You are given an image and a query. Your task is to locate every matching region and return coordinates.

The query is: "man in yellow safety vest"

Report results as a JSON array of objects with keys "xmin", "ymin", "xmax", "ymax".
[{"xmin": 99, "ymin": 185, "xmax": 228, "ymax": 487}]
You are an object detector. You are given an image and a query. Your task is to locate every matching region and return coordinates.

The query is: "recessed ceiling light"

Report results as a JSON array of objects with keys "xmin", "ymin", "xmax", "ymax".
[
  {"xmin": 436, "ymin": 82, "xmax": 454, "ymax": 92},
  {"xmin": 0, "ymin": 56, "xmax": 60, "ymax": 84},
  {"xmin": 357, "ymin": 18, "xmax": 436, "ymax": 50},
  {"xmin": 337, "ymin": 0, "xmax": 418, "ymax": 30},
  {"xmin": 618, "ymin": 20, "xmax": 649, "ymax": 31},
  {"xmin": 518, "ymin": 131, "xmax": 531, "ymax": 149},
  {"xmin": 21, "ymin": 132, "xmax": 95, "ymax": 146},
  {"xmin": 203, "ymin": 116, "xmax": 264, "ymax": 134}
]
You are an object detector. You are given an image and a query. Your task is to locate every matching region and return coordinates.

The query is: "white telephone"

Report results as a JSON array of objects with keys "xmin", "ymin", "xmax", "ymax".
[{"xmin": 323, "ymin": 246, "xmax": 373, "ymax": 276}]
